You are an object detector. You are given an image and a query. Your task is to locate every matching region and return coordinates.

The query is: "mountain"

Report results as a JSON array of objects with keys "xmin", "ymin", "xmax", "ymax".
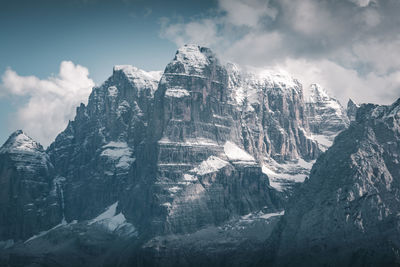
[
  {"xmin": 305, "ymin": 83, "xmax": 349, "ymax": 151},
  {"xmin": 46, "ymin": 64, "xmax": 161, "ymax": 224},
  {"xmin": 125, "ymin": 44, "xmax": 284, "ymax": 235},
  {"xmin": 347, "ymin": 98, "xmax": 360, "ymax": 122},
  {"xmin": 273, "ymin": 98, "xmax": 400, "ymax": 266},
  {"xmin": 0, "ymin": 130, "xmax": 61, "ymax": 242},
  {"xmin": 227, "ymin": 64, "xmax": 323, "ymax": 195},
  {"xmin": 0, "ymin": 44, "xmax": 365, "ymax": 266}
]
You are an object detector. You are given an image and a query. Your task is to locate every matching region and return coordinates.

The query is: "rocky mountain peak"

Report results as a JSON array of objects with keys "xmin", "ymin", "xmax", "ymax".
[
  {"xmin": 307, "ymin": 83, "xmax": 331, "ymax": 102},
  {"xmin": 164, "ymin": 44, "xmax": 221, "ymax": 76},
  {"xmin": 355, "ymin": 97, "xmax": 400, "ymax": 124},
  {"xmin": 112, "ymin": 65, "xmax": 161, "ymax": 95},
  {"xmin": 305, "ymin": 84, "xmax": 349, "ymax": 145},
  {"xmin": 0, "ymin": 130, "xmax": 44, "ymax": 154},
  {"xmin": 4, "ymin": 45, "xmax": 396, "ymax": 266},
  {"xmin": 346, "ymin": 98, "xmax": 359, "ymax": 121}
]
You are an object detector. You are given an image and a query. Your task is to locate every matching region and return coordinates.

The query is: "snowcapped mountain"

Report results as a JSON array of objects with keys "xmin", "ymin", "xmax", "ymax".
[
  {"xmin": 3, "ymin": 44, "xmax": 395, "ymax": 267},
  {"xmin": 226, "ymin": 63, "xmax": 321, "ymax": 195},
  {"xmin": 305, "ymin": 83, "xmax": 349, "ymax": 151}
]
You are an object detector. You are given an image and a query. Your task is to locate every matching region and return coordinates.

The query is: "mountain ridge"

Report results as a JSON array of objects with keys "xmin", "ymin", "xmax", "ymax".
[{"xmin": 2, "ymin": 44, "xmax": 396, "ymax": 267}]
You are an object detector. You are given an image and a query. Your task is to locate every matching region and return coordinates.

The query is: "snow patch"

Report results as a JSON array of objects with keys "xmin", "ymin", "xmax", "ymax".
[
  {"xmin": 158, "ymin": 137, "xmax": 218, "ymax": 147},
  {"xmin": 101, "ymin": 142, "xmax": 135, "ymax": 169},
  {"xmin": 312, "ymin": 134, "xmax": 333, "ymax": 151},
  {"xmin": 168, "ymin": 186, "xmax": 182, "ymax": 193},
  {"xmin": 262, "ymin": 158, "xmax": 315, "ymax": 192},
  {"xmin": 165, "ymin": 88, "xmax": 190, "ymax": 98},
  {"xmin": 224, "ymin": 141, "xmax": 255, "ymax": 162},
  {"xmin": 241, "ymin": 210, "xmax": 285, "ymax": 221},
  {"xmin": 108, "ymin": 86, "xmax": 118, "ymax": 97},
  {"xmin": 88, "ymin": 201, "xmax": 137, "ymax": 235},
  {"xmin": 89, "ymin": 202, "xmax": 119, "ymax": 225},
  {"xmin": 174, "ymin": 44, "xmax": 209, "ymax": 73},
  {"xmin": 113, "ymin": 65, "xmax": 161, "ymax": 93},
  {"xmin": 191, "ymin": 156, "xmax": 229, "ymax": 175},
  {"xmin": 183, "ymin": 173, "xmax": 197, "ymax": 181},
  {"xmin": 0, "ymin": 130, "xmax": 42, "ymax": 154}
]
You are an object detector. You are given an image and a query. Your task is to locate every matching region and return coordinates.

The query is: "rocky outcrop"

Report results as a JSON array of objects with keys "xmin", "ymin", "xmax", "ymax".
[
  {"xmin": 128, "ymin": 45, "xmax": 281, "ymax": 235},
  {"xmin": 227, "ymin": 64, "xmax": 319, "ymax": 162},
  {"xmin": 347, "ymin": 98, "xmax": 359, "ymax": 122},
  {"xmin": 306, "ymin": 84, "xmax": 349, "ymax": 151},
  {"xmin": 2, "ymin": 44, "xmax": 393, "ymax": 267},
  {"xmin": 274, "ymin": 98, "xmax": 400, "ymax": 266},
  {"xmin": 47, "ymin": 65, "xmax": 161, "ymax": 222},
  {"xmin": 226, "ymin": 64, "xmax": 321, "ymax": 196},
  {"xmin": 0, "ymin": 45, "xmax": 331, "ymax": 242},
  {"xmin": 0, "ymin": 131, "xmax": 61, "ymax": 241}
]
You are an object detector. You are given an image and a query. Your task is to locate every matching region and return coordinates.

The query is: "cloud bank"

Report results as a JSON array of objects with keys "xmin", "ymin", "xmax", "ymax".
[
  {"xmin": 1, "ymin": 61, "xmax": 94, "ymax": 147},
  {"xmin": 160, "ymin": 0, "xmax": 400, "ymax": 105}
]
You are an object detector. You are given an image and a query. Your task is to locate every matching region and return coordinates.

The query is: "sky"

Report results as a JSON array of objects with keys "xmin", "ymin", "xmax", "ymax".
[{"xmin": 0, "ymin": 0, "xmax": 399, "ymax": 147}]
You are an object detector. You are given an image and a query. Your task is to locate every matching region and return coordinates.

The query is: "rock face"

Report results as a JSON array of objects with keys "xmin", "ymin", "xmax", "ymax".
[
  {"xmin": 1, "ymin": 44, "xmax": 388, "ymax": 267},
  {"xmin": 47, "ymin": 65, "xmax": 161, "ymax": 222},
  {"xmin": 275, "ymin": 98, "xmax": 400, "ymax": 266},
  {"xmin": 227, "ymin": 64, "xmax": 320, "ymax": 162},
  {"xmin": 306, "ymin": 84, "xmax": 349, "ymax": 151},
  {"xmin": 226, "ymin": 64, "xmax": 321, "ymax": 195},
  {"xmin": 0, "ymin": 45, "xmax": 334, "ymax": 242},
  {"xmin": 0, "ymin": 131, "xmax": 61, "ymax": 241},
  {"xmin": 128, "ymin": 45, "xmax": 281, "ymax": 235},
  {"xmin": 347, "ymin": 98, "xmax": 360, "ymax": 122}
]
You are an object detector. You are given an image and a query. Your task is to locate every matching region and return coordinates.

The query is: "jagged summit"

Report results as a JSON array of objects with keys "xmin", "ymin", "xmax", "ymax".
[
  {"xmin": 305, "ymin": 84, "xmax": 349, "ymax": 151},
  {"xmin": 112, "ymin": 65, "xmax": 162, "ymax": 94},
  {"xmin": 227, "ymin": 63, "xmax": 300, "ymax": 88},
  {"xmin": 226, "ymin": 62, "xmax": 303, "ymax": 109},
  {"xmin": 0, "ymin": 44, "xmax": 377, "ymax": 266},
  {"xmin": 0, "ymin": 130, "xmax": 43, "ymax": 154},
  {"xmin": 347, "ymin": 98, "xmax": 360, "ymax": 121},
  {"xmin": 307, "ymin": 83, "xmax": 331, "ymax": 103},
  {"xmin": 358, "ymin": 97, "xmax": 400, "ymax": 121},
  {"xmin": 165, "ymin": 44, "xmax": 220, "ymax": 75},
  {"xmin": 306, "ymin": 84, "xmax": 347, "ymax": 118}
]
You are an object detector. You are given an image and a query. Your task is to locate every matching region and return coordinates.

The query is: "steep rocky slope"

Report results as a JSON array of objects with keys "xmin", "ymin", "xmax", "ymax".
[
  {"xmin": 274, "ymin": 98, "xmax": 400, "ymax": 266},
  {"xmin": 227, "ymin": 64, "xmax": 322, "ymax": 195},
  {"xmin": 306, "ymin": 83, "xmax": 349, "ymax": 151},
  {"xmin": 0, "ymin": 44, "xmax": 361, "ymax": 266},
  {"xmin": 124, "ymin": 45, "xmax": 282, "ymax": 235},
  {"xmin": 47, "ymin": 65, "xmax": 161, "ymax": 222},
  {"xmin": 0, "ymin": 131, "xmax": 61, "ymax": 242},
  {"xmin": 347, "ymin": 98, "xmax": 360, "ymax": 122}
]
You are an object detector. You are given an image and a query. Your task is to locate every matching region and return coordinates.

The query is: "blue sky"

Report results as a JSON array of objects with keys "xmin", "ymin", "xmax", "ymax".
[
  {"xmin": 1, "ymin": 0, "xmax": 399, "ymax": 146},
  {"xmin": 0, "ymin": 0, "xmax": 216, "ymax": 145},
  {"xmin": 0, "ymin": 0, "xmax": 216, "ymax": 82}
]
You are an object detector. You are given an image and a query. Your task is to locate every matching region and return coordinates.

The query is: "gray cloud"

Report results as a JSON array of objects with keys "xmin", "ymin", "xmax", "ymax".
[{"xmin": 159, "ymin": 0, "xmax": 400, "ymax": 105}]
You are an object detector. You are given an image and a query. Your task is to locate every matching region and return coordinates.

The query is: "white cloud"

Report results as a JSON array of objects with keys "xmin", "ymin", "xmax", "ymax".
[
  {"xmin": 360, "ymin": 8, "xmax": 381, "ymax": 27},
  {"xmin": 1, "ymin": 61, "xmax": 94, "ymax": 147},
  {"xmin": 281, "ymin": 0, "xmax": 335, "ymax": 36},
  {"xmin": 159, "ymin": 0, "xmax": 400, "ymax": 106},
  {"xmin": 351, "ymin": 36, "xmax": 400, "ymax": 74},
  {"xmin": 218, "ymin": 0, "xmax": 277, "ymax": 27},
  {"xmin": 224, "ymin": 31, "xmax": 284, "ymax": 64},
  {"xmin": 160, "ymin": 18, "xmax": 222, "ymax": 47},
  {"xmin": 280, "ymin": 58, "xmax": 400, "ymax": 105}
]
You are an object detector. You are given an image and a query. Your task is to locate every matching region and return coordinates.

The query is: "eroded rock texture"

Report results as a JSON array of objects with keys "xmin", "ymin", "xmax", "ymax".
[{"xmin": 275, "ymin": 99, "xmax": 400, "ymax": 266}]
